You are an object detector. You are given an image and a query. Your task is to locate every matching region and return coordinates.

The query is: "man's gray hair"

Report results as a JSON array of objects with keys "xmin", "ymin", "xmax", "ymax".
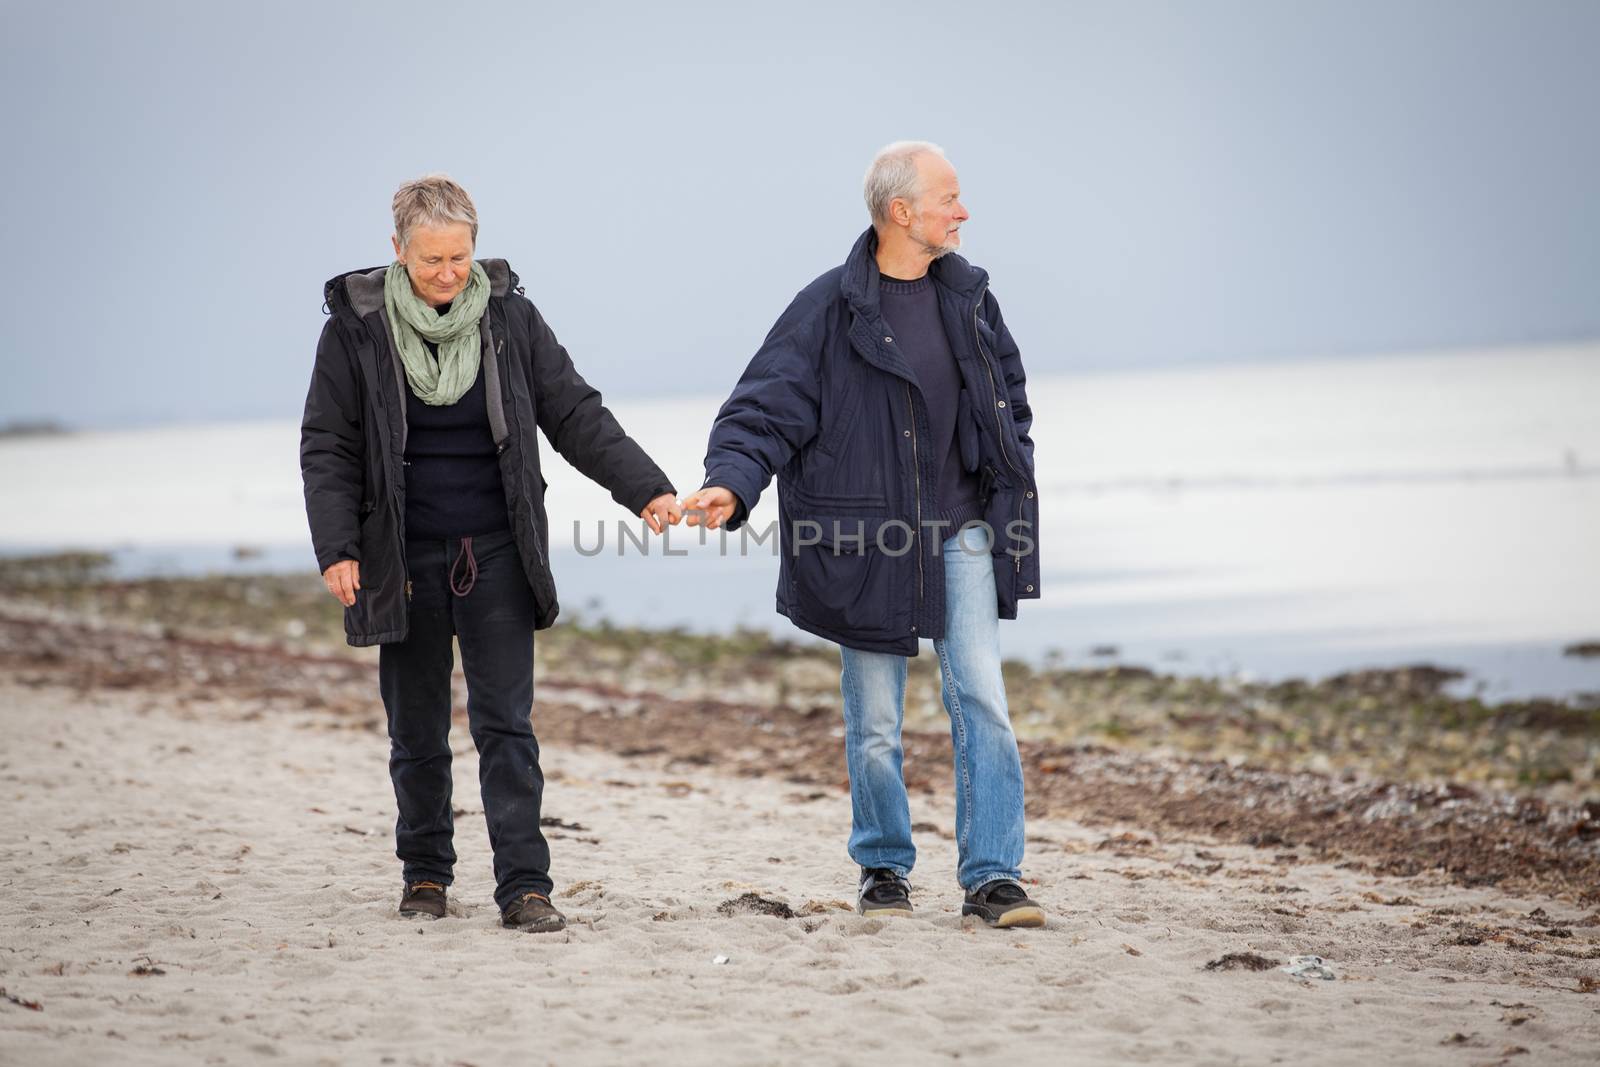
[
  {"xmin": 392, "ymin": 173, "xmax": 479, "ymax": 249},
  {"xmin": 863, "ymin": 141, "xmax": 946, "ymax": 225}
]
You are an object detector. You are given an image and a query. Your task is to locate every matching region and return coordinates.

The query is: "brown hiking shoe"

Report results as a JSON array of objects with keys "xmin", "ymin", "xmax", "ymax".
[
  {"xmin": 398, "ymin": 881, "xmax": 447, "ymax": 919},
  {"xmin": 501, "ymin": 891, "xmax": 566, "ymax": 932}
]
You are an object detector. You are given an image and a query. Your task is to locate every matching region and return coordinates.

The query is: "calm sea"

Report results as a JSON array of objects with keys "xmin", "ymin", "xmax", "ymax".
[{"xmin": 3, "ymin": 344, "xmax": 1597, "ymax": 701}]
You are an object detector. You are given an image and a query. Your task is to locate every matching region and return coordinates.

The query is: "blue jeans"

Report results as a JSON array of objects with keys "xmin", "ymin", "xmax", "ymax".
[{"xmin": 838, "ymin": 525, "xmax": 1026, "ymax": 890}]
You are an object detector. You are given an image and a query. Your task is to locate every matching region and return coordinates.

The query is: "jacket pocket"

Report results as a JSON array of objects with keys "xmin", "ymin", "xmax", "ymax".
[
  {"xmin": 344, "ymin": 505, "xmax": 406, "ymax": 642},
  {"xmin": 788, "ymin": 516, "xmax": 910, "ymax": 637},
  {"xmin": 355, "ymin": 508, "xmax": 395, "ymax": 595},
  {"xmin": 785, "ymin": 483, "xmax": 890, "ymax": 513}
]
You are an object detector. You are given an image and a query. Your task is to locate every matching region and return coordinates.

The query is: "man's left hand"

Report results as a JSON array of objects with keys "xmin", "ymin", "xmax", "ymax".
[{"xmin": 640, "ymin": 493, "xmax": 684, "ymax": 534}]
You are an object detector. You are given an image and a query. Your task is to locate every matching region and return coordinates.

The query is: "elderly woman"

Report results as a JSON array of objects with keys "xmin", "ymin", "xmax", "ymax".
[{"xmin": 301, "ymin": 174, "xmax": 680, "ymax": 932}]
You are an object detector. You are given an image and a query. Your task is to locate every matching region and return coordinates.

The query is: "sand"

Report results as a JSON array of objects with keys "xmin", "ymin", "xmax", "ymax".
[{"xmin": 2, "ymin": 676, "xmax": 1598, "ymax": 1066}]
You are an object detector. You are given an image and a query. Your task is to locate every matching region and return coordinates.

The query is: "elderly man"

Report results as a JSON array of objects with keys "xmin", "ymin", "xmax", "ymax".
[{"xmin": 685, "ymin": 142, "xmax": 1044, "ymax": 927}]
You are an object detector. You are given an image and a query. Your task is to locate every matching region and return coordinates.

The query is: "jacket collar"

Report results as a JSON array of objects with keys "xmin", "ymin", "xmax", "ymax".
[
  {"xmin": 323, "ymin": 258, "xmax": 520, "ymax": 324},
  {"xmin": 839, "ymin": 226, "xmax": 989, "ymax": 318}
]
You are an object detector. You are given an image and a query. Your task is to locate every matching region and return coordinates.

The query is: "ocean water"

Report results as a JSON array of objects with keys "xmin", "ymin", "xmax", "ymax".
[{"xmin": 3, "ymin": 344, "xmax": 1597, "ymax": 700}]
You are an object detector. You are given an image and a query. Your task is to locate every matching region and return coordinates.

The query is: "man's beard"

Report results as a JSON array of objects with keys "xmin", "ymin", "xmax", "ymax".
[{"xmin": 910, "ymin": 216, "xmax": 959, "ymax": 259}]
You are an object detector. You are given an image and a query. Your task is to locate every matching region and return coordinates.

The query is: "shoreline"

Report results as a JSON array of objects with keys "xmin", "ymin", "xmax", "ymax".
[{"xmin": 4, "ymin": 548, "xmax": 1599, "ymax": 708}]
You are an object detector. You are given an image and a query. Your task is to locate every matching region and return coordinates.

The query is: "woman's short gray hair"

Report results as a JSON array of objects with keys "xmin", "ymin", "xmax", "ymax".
[
  {"xmin": 863, "ymin": 141, "xmax": 946, "ymax": 225},
  {"xmin": 392, "ymin": 174, "xmax": 479, "ymax": 249}
]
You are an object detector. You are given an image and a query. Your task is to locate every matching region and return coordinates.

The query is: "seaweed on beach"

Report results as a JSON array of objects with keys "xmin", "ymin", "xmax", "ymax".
[
  {"xmin": 0, "ymin": 551, "xmax": 113, "ymax": 589},
  {"xmin": 1204, "ymin": 953, "xmax": 1277, "ymax": 972},
  {"xmin": 3, "ymin": 557, "xmax": 1600, "ymax": 900},
  {"xmin": 4, "ymin": 559, "xmax": 1596, "ymax": 797},
  {"xmin": 716, "ymin": 893, "xmax": 795, "ymax": 920},
  {"xmin": 0, "ymin": 986, "xmax": 43, "ymax": 1010}
]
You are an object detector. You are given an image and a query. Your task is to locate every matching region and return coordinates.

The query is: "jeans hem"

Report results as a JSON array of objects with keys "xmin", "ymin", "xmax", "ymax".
[
  {"xmin": 851, "ymin": 859, "xmax": 913, "ymax": 880},
  {"xmin": 964, "ymin": 872, "xmax": 1022, "ymax": 893}
]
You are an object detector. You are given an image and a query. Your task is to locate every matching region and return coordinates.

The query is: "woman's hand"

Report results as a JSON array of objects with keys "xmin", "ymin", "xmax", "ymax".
[
  {"xmin": 639, "ymin": 493, "xmax": 684, "ymax": 534},
  {"xmin": 682, "ymin": 486, "xmax": 738, "ymax": 530},
  {"xmin": 322, "ymin": 560, "xmax": 361, "ymax": 607}
]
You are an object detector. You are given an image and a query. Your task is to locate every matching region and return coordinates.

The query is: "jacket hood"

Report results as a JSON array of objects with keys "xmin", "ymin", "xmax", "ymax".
[
  {"xmin": 323, "ymin": 258, "xmax": 520, "ymax": 324},
  {"xmin": 839, "ymin": 226, "xmax": 989, "ymax": 316}
]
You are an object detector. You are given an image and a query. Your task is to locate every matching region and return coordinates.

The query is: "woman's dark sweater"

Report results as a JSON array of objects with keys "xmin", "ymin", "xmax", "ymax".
[{"xmin": 403, "ymin": 304, "xmax": 509, "ymax": 541}]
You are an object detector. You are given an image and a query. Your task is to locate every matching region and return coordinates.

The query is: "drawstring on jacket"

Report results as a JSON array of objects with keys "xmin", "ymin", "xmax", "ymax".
[{"xmin": 449, "ymin": 537, "xmax": 478, "ymax": 597}]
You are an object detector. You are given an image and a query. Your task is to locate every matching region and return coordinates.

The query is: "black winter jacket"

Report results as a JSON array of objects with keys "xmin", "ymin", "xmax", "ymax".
[
  {"xmin": 302, "ymin": 260, "xmax": 674, "ymax": 646},
  {"xmin": 702, "ymin": 229, "xmax": 1040, "ymax": 656}
]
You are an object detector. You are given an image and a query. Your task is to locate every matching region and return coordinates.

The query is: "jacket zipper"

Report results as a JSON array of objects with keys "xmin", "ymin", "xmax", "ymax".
[
  {"xmin": 496, "ymin": 331, "xmax": 547, "ymax": 569},
  {"xmin": 904, "ymin": 381, "xmax": 924, "ymax": 628},
  {"xmin": 972, "ymin": 288, "xmax": 1028, "ymax": 573}
]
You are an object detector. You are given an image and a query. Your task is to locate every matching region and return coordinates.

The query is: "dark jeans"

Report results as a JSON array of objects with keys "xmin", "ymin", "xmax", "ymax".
[{"xmin": 377, "ymin": 529, "xmax": 551, "ymax": 910}]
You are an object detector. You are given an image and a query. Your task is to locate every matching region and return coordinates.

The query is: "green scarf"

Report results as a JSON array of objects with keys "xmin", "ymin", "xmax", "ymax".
[{"xmin": 383, "ymin": 260, "xmax": 491, "ymax": 406}]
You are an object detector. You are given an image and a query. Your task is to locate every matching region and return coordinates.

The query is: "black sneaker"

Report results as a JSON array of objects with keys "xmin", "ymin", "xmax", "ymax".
[
  {"xmin": 398, "ymin": 880, "xmax": 447, "ymax": 919},
  {"xmin": 857, "ymin": 867, "xmax": 913, "ymax": 917},
  {"xmin": 501, "ymin": 891, "xmax": 567, "ymax": 933},
  {"xmin": 962, "ymin": 880, "xmax": 1045, "ymax": 928}
]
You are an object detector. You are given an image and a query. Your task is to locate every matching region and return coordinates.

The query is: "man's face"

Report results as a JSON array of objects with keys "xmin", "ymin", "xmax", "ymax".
[
  {"xmin": 392, "ymin": 222, "xmax": 475, "ymax": 307},
  {"xmin": 907, "ymin": 154, "xmax": 969, "ymax": 258}
]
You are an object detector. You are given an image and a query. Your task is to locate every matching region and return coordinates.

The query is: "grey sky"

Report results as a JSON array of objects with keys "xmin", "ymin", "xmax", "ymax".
[{"xmin": 4, "ymin": 0, "xmax": 1597, "ymax": 428}]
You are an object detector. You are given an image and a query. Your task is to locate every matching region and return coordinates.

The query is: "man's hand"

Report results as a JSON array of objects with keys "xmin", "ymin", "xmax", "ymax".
[
  {"xmin": 322, "ymin": 559, "xmax": 360, "ymax": 607},
  {"xmin": 682, "ymin": 486, "xmax": 738, "ymax": 530},
  {"xmin": 640, "ymin": 493, "xmax": 684, "ymax": 534}
]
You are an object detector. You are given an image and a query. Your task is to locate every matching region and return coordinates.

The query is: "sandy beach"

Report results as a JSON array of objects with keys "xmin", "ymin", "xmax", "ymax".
[{"xmin": 2, "ymin": 598, "xmax": 1598, "ymax": 1065}]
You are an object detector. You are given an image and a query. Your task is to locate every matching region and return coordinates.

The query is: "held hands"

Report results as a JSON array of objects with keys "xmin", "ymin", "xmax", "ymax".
[
  {"xmin": 639, "ymin": 493, "xmax": 684, "ymax": 534},
  {"xmin": 322, "ymin": 559, "xmax": 360, "ymax": 607},
  {"xmin": 326, "ymin": 495, "xmax": 683, "ymax": 606},
  {"xmin": 682, "ymin": 486, "xmax": 738, "ymax": 530}
]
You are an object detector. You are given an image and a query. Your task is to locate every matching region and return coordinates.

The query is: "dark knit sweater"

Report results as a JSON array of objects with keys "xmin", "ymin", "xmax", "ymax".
[
  {"xmin": 878, "ymin": 274, "xmax": 983, "ymax": 530},
  {"xmin": 403, "ymin": 303, "xmax": 509, "ymax": 541}
]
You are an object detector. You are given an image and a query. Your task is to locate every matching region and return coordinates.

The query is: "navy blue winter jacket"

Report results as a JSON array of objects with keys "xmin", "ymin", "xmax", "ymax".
[{"xmin": 702, "ymin": 228, "xmax": 1041, "ymax": 656}]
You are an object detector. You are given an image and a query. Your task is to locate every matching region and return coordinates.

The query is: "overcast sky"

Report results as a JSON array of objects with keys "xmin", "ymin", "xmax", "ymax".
[{"xmin": 4, "ymin": 0, "xmax": 1597, "ymax": 428}]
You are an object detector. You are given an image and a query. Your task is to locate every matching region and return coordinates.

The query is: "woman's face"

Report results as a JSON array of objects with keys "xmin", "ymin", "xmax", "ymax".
[{"xmin": 392, "ymin": 222, "xmax": 475, "ymax": 307}]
